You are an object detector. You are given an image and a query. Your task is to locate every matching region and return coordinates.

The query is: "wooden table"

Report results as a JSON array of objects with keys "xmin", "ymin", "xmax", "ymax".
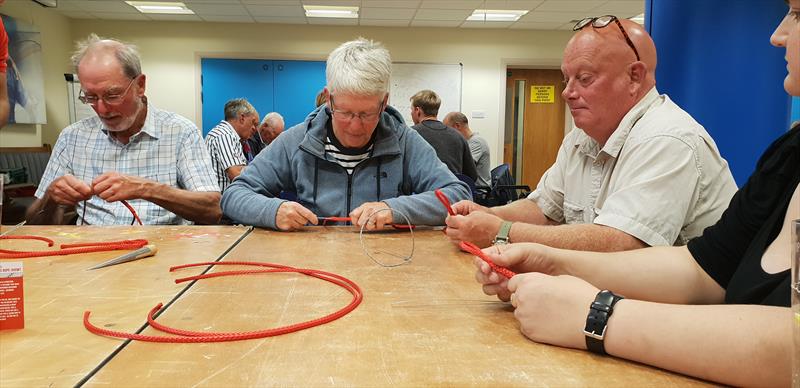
[
  {"xmin": 85, "ymin": 227, "xmax": 710, "ymax": 387},
  {"xmin": 0, "ymin": 225, "xmax": 250, "ymax": 387}
]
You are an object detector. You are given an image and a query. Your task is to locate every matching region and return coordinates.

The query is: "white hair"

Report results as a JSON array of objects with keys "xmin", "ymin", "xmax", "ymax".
[
  {"xmin": 71, "ymin": 33, "xmax": 142, "ymax": 79},
  {"xmin": 325, "ymin": 37, "xmax": 391, "ymax": 97},
  {"xmin": 261, "ymin": 112, "xmax": 284, "ymax": 127}
]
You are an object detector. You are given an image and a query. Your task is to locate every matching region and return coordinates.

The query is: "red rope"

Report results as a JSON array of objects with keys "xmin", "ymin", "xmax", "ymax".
[
  {"xmin": 120, "ymin": 200, "xmax": 143, "ymax": 225},
  {"xmin": 84, "ymin": 261, "xmax": 363, "ymax": 343},
  {"xmin": 459, "ymin": 241, "xmax": 516, "ymax": 279},
  {"xmin": 0, "ymin": 237, "xmax": 148, "ymax": 259}
]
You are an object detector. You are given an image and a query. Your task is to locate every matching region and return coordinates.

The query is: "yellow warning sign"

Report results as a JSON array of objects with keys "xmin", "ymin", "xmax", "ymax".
[{"xmin": 530, "ymin": 85, "xmax": 555, "ymax": 103}]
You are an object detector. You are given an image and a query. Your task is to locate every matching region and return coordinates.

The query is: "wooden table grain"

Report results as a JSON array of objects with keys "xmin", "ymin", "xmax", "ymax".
[
  {"xmin": 0, "ymin": 225, "xmax": 249, "ymax": 387},
  {"xmin": 86, "ymin": 227, "xmax": 711, "ymax": 387}
]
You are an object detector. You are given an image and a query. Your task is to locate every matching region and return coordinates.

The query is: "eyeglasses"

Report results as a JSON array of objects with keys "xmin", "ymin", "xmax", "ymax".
[
  {"xmin": 573, "ymin": 15, "xmax": 641, "ymax": 62},
  {"xmin": 79, "ymin": 77, "xmax": 137, "ymax": 106},
  {"xmin": 329, "ymin": 95, "xmax": 385, "ymax": 123}
]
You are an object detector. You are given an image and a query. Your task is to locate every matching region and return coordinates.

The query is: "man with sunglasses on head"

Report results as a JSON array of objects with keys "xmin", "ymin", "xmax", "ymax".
[
  {"xmin": 27, "ymin": 34, "xmax": 221, "ymax": 225},
  {"xmin": 222, "ymin": 37, "xmax": 471, "ymax": 231},
  {"xmin": 446, "ymin": 17, "xmax": 737, "ymax": 251}
]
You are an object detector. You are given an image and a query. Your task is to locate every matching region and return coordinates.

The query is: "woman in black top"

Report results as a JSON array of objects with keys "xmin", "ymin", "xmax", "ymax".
[{"xmin": 473, "ymin": 1, "xmax": 800, "ymax": 386}]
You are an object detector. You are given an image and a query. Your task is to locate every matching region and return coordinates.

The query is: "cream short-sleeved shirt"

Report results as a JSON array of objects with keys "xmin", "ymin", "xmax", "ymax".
[{"xmin": 529, "ymin": 87, "xmax": 738, "ymax": 246}]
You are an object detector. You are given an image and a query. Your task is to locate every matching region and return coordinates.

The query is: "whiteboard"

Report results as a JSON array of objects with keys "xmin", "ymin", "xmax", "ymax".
[
  {"xmin": 64, "ymin": 73, "xmax": 97, "ymax": 124},
  {"xmin": 389, "ymin": 62, "xmax": 462, "ymax": 125}
]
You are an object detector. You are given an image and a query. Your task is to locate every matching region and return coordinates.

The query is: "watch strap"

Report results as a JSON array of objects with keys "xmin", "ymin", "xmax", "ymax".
[
  {"xmin": 493, "ymin": 221, "xmax": 514, "ymax": 245},
  {"xmin": 584, "ymin": 290, "xmax": 624, "ymax": 355}
]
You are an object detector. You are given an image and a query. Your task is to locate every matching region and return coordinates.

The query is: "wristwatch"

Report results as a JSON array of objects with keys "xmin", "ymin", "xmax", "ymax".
[
  {"xmin": 493, "ymin": 221, "xmax": 514, "ymax": 245},
  {"xmin": 583, "ymin": 290, "xmax": 624, "ymax": 355}
]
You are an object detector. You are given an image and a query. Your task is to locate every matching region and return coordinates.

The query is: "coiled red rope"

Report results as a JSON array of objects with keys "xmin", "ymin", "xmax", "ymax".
[
  {"xmin": 84, "ymin": 261, "xmax": 363, "ymax": 343},
  {"xmin": 0, "ymin": 236, "xmax": 148, "ymax": 259}
]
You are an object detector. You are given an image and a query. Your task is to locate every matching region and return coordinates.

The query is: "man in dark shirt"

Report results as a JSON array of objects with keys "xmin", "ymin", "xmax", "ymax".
[{"xmin": 409, "ymin": 89, "xmax": 478, "ymax": 182}]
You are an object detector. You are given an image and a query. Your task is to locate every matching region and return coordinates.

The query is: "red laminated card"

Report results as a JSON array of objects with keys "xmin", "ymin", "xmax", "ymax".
[{"xmin": 0, "ymin": 262, "xmax": 24, "ymax": 330}]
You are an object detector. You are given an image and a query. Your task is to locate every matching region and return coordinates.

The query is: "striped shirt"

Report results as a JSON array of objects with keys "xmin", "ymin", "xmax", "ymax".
[
  {"xmin": 324, "ymin": 126, "xmax": 373, "ymax": 175},
  {"xmin": 36, "ymin": 104, "xmax": 219, "ymax": 225},
  {"xmin": 205, "ymin": 120, "xmax": 247, "ymax": 191}
]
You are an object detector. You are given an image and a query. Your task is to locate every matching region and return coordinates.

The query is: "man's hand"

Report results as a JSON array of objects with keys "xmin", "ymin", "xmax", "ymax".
[
  {"xmin": 275, "ymin": 202, "xmax": 317, "ymax": 231},
  {"xmin": 508, "ymin": 273, "xmax": 598, "ymax": 350},
  {"xmin": 350, "ymin": 201, "xmax": 392, "ymax": 231},
  {"xmin": 92, "ymin": 172, "xmax": 149, "ymax": 202},
  {"xmin": 45, "ymin": 174, "xmax": 93, "ymax": 206},
  {"xmin": 451, "ymin": 200, "xmax": 491, "ymax": 216},
  {"xmin": 445, "ymin": 211, "xmax": 504, "ymax": 247}
]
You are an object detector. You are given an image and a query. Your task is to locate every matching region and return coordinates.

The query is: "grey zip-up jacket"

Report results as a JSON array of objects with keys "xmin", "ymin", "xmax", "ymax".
[{"xmin": 221, "ymin": 105, "xmax": 471, "ymax": 229}]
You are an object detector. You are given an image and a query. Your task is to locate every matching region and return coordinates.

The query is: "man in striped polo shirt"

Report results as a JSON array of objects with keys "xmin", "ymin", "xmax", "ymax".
[{"xmin": 205, "ymin": 98, "xmax": 259, "ymax": 192}]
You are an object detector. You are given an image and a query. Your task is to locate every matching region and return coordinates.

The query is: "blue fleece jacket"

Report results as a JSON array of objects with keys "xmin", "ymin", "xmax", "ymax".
[{"xmin": 221, "ymin": 105, "xmax": 471, "ymax": 229}]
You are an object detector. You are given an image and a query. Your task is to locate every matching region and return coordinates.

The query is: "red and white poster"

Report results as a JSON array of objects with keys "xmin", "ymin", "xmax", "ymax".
[{"xmin": 0, "ymin": 261, "xmax": 24, "ymax": 330}]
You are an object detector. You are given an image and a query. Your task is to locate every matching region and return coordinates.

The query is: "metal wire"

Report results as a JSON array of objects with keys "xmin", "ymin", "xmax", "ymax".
[{"xmin": 358, "ymin": 207, "xmax": 414, "ymax": 268}]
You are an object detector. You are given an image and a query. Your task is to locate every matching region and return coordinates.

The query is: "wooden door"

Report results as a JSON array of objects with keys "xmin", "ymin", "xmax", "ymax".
[{"xmin": 504, "ymin": 69, "xmax": 566, "ymax": 189}]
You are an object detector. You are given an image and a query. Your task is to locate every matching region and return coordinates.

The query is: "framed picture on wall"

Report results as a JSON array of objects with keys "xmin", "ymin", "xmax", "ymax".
[{"xmin": 2, "ymin": 14, "xmax": 46, "ymax": 125}]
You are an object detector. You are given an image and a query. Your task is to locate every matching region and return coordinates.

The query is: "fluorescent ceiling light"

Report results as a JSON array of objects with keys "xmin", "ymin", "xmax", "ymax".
[
  {"xmin": 467, "ymin": 9, "xmax": 528, "ymax": 22},
  {"xmin": 303, "ymin": 5, "xmax": 359, "ymax": 19},
  {"xmin": 125, "ymin": 1, "xmax": 195, "ymax": 14},
  {"xmin": 629, "ymin": 13, "xmax": 645, "ymax": 25}
]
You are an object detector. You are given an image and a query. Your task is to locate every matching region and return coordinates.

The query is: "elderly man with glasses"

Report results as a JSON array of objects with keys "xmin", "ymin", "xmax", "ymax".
[
  {"xmin": 27, "ymin": 34, "xmax": 221, "ymax": 225},
  {"xmin": 446, "ymin": 17, "xmax": 737, "ymax": 251},
  {"xmin": 222, "ymin": 38, "xmax": 471, "ymax": 231}
]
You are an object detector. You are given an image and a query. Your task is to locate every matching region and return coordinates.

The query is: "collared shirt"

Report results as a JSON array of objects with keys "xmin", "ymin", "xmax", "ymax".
[
  {"xmin": 36, "ymin": 104, "xmax": 219, "ymax": 225},
  {"xmin": 529, "ymin": 87, "xmax": 737, "ymax": 246},
  {"xmin": 205, "ymin": 120, "xmax": 247, "ymax": 192}
]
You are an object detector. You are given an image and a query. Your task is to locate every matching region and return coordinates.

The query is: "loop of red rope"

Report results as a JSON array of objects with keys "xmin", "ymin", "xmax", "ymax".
[
  {"xmin": 0, "ymin": 236, "xmax": 148, "ymax": 259},
  {"xmin": 459, "ymin": 241, "xmax": 516, "ymax": 279},
  {"xmin": 84, "ymin": 262, "xmax": 363, "ymax": 343}
]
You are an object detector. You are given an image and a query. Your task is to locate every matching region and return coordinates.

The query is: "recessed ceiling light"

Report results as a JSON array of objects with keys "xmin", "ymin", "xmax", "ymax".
[
  {"xmin": 467, "ymin": 9, "xmax": 528, "ymax": 22},
  {"xmin": 303, "ymin": 5, "xmax": 359, "ymax": 19},
  {"xmin": 125, "ymin": 1, "xmax": 195, "ymax": 15}
]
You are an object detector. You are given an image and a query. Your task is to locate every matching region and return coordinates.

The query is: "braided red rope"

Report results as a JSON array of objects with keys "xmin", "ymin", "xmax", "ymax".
[
  {"xmin": 84, "ymin": 261, "xmax": 362, "ymax": 343},
  {"xmin": 0, "ymin": 237, "xmax": 148, "ymax": 259},
  {"xmin": 459, "ymin": 241, "xmax": 516, "ymax": 279}
]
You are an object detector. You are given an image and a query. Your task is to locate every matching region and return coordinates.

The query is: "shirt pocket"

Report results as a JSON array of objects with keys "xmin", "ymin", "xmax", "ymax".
[{"xmin": 563, "ymin": 200, "xmax": 597, "ymax": 224}]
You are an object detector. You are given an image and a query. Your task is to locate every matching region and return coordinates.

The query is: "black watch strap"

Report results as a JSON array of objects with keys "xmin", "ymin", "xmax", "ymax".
[{"xmin": 584, "ymin": 290, "xmax": 624, "ymax": 355}]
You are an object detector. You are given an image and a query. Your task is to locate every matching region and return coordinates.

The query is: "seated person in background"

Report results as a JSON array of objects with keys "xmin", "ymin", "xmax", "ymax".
[
  {"xmin": 248, "ymin": 111, "xmax": 285, "ymax": 157},
  {"xmin": 473, "ymin": 5, "xmax": 799, "ymax": 385},
  {"xmin": 410, "ymin": 90, "xmax": 478, "ymax": 183},
  {"xmin": 446, "ymin": 18, "xmax": 737, "ymax": 251},
  {"xmin": 205, "ymin": 98, "xmax": 259, "ymax": 192},
  {"xmin": 443, "ymin": 111, "xmax": 490, "ymax": 188},
  {"xmin": 27, "ymin": 34, "xmax": 220, "ymax": 225},
  {"xmin": 222, "ymin": 37, "xmax": 471, "ymax": 231}
]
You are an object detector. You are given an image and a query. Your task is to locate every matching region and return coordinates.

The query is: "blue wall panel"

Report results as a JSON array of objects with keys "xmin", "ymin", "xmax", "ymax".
[
  {"xmin": 200, "ymin": 58, "xmax": 274, "ymax": 136},
  {"xmin": 646, "ymin": 0, "xmax": 791, "ymax": 185},
  {"xmin": 273, "ymin": 60, "xmax": 327, "ymax": 129}
]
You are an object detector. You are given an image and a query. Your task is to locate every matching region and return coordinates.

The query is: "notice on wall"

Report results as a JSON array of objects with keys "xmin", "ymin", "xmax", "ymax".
[
  {"xmin": 530, "ymin": 85, "xmax": 555, "ymax": 103},
  {"xmin": 0, "ymin": 262, "xmax": 24, "ymax": 330}
]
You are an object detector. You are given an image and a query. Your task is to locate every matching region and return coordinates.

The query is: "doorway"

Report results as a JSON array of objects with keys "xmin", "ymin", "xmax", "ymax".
[{"xmin": 504, "ymin": 68, "xmax": 566, "ymax": 189}]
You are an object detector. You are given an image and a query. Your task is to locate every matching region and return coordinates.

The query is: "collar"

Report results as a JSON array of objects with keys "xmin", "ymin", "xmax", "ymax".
[
  {"xmin": 419, "ymin": 119, "xmax": 446, "ymax": 130},
  {"xmin": 100, "ymin": 103, "xmax": 160, "ymax": 143},
  {"xmin": 573, "ymin": 87, "xmax": 661, "ymax": 159}
]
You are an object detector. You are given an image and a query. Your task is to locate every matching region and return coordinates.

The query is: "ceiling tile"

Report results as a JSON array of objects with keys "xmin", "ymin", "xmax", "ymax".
[
  {"xmin": 360, "ymin": 0, "xmax": 421, "ymax": 8},
  {"xmin": 519, "ymin": 11, "xmax": 590, "ymax": 23},
  {"xmin": 301, "ymin": 0, "xmax": 360, "ymax": 6},
  {"xmin": 59, "ymin": 10, "xmax": 98, "ymax": 19},
  {"xmin": 240, "ymin": 0, "xmax": 301, "ymax": 4},
  {"xmin": 187, "ymin": 3, "xmax": 250, "ymax": 16},
  {"xmin": 509, "ymin": 21, "xmax": 566, "ymax": 29},
  {"xmin": 414, "ymin": 9, "xmax": 471, "ymax": 21},
  {"xmin": 461, "ymin": 21, "xmax": 513, "ymax": 28},
  {"xmin": 481, "ymin": 0, "xmax": 543, "ymax": 10},
  {"xmin": 361, "ymin": 7, "xmax": 416, "ymax": 20},
  {"xmin": 360, "ymin": 19, "xmax": 411, "ymax": 27},
  {"xmin": 48, "ymin": 0, "xmax": 85, "ymax": 11},
  {"xmin": 245, "ymin": 5, "xmax": 305, "ymax": 17},
  {"xmin": 592, "ymin": 0, "xmax": 645, "ymax": 18},
  {"xmin": 254, "ymin": 16, "xmax": 308, "ymax": 24},
  {"xmin": 420, "ymin": 0, "xmax": 482, "ymax": 9},
  {"xmin": 533, "ymin": 0, "xmax": 604, "ymax": 12},
  {"xmin": 71, "ymin": 0, "xmax": 139, "ymax": 13},
  {"xmin": 200, "ymin": 15, "xmax": 258, "ymax": 23},
  {"xmin": 410, "ymin": 20, "xmax": 462, "ymax": 27},
  {"xmin": 90, "ymin": 12, "xmax": 151, "ymax": 20}
]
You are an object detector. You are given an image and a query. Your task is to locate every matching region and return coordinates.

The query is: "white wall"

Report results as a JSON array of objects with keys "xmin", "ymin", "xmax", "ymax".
[
  {"xmin": 69, "ymin": 20, "xmax": 571, "ymax": 167},
  {"xmin": 0, "ymin": 1, "xmax": 72, "ymax": 147}
]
